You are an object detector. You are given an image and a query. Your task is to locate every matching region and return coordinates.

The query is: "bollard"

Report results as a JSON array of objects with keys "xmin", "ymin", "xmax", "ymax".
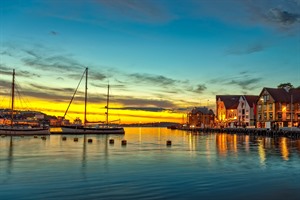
[
  {"xmin": 41, "ymin": 136, "xmax": 47, "ymax": 140},
  {"xmin": 87, "ymin": 139, "xmax": 93, "ymax": 143},
  {"xmin": 34, "ymin": 135, "xmax": 38, "ymax": 138},
  {"xmin": 62, "ymin": 136, "xmax": 67, "ymax": 141},
  {"xmin": 109, "ymin": 139, "xmax": 114, "ymax": 144},
  {"xmin": 74, "ymin": 138, "xmax": 78, "ymax": 142},
  {"xmin": 166, "ymin": 140, "xmax": 172, "ymax": 146},
  {"xmin": 121, "ymin": 140, "xmax": 127, "ymax": 145}
]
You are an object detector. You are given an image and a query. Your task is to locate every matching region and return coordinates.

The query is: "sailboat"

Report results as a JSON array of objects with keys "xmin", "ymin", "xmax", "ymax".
[
  {"xmin": 60, "ymin": 67, "xmax": 125, "ymax": 134},
  {"xmin": 0, "ymin": 69, "xmax": 50, "ymax": 135}
]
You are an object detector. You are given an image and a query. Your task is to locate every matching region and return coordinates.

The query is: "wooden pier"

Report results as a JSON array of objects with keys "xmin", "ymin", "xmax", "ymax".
[{"xmin": 179, "ymin": 127, "xmax": 300, "ymax": 139}]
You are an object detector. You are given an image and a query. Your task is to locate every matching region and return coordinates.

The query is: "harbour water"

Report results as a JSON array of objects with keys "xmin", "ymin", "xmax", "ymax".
[{"xmin": 1, "ymin": 127, "xmax": 300, "ymax": 200}]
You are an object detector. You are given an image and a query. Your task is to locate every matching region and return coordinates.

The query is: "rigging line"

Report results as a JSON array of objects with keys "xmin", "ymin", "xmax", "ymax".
[
  {"xmin": 63, "ymin": 68, "xmax": 87, "ymax": 119},
  {"xmin": 15, "ymin": 81, "xmax": 31, "ymax": 110}
]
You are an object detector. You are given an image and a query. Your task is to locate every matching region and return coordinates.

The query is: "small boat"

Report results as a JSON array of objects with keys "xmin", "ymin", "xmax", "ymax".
[
  {"xmin": 0, "ymin": 69, "xmax": 50, "ymax": 135},
  {"xmin": 59, "ymin": 68, "xmax": 125, "ymax": 134}
]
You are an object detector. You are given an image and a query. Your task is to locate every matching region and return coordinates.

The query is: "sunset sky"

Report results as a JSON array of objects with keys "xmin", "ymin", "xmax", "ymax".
[{"xmin": 0, "ymin": 0, "xmax": 299, "ymax": 124}]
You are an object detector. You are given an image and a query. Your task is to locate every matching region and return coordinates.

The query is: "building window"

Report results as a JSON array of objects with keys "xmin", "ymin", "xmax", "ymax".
[
  {"xmin": 297, "ymin": 103, "xmax": 300, "ymax": 111},
  {"xmin": 269, "ymin": 112, "xmax": 273, "ymax": 120},
  {"xmin": 297, "ymin": 114, "xmax": 300, "ymax": 120},
  {"xmin": 264, "ymin": 113, "xmax": 267, "ymax": 120},
  {"xmin": 258, "ymin": 105, "xmax": 262, "ymax": 111},
  {"xmin": 287, "ymin": 104, "xmax": 290, "ymax": 111},
  {"xmin": 287, "ymin": 113, "xmax": 291, "ymax": 120},
  {"xmin": 278, "ymin": 103, "xmax": 282, "ymax": 111},
  {"xmin": 269, "ymin": 103, "xmax": 273, "ymax": 110},
  {"xmin": 258, "ymin": 114, "xmax": 261, "ymax": 120},
  {"xmin": 278, "ymin": 113, "xmax": 282, "ymax": 120}
]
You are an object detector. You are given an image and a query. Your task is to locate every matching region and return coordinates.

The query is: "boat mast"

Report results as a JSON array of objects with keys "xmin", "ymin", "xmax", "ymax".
[
  {"xmin": 84, "ymin": 67, "xmax": 88, "ymax": 127},
  {"xmin": 11, "ymin": 69, "xmax": 15, "ymax": 127},
  {"xmin": 106, "ymin": 84, "xmax": 110, "ymax": 126}
]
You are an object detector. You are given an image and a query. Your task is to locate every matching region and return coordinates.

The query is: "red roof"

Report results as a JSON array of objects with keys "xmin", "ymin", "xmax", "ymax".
[
  {"xmin": 263, "ymin": 88, "xmax": 300, "ymax": 103},
  {"xmin": 244, "ymin": 95, "xmax": 259, "ymax": 107},
  {"xmin": 216, "ymin": 95, "xmax": 240, "ymax": 109}
]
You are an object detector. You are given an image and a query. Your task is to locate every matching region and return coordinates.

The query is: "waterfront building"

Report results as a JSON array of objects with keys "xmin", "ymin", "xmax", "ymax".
[
  {"xmin": 216, "ymin": 95, "xmax": 240, "ymax": 127},
  {"xmin": 187, "ymin": 107, "xmax": 214, "ymax": 128},
  {"xmin": 237, "ymin": 95, "xmax": 259, "ymax": 127},
  {"xmin": 256, "ymin": 87, "xmax": 300, "ymax": 128}
]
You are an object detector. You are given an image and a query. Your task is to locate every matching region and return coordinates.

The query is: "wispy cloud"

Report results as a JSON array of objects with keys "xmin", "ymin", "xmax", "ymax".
[
  {"xmin": 193, "ymin": 0, "xmax": 300, "ymax": 32},
  {"xmin": 209, "ymin": 71, "xmax": 262, "ymax": 91},
  {"xmin": 114, "ymin": 95, "xmax": 176, "ymax": 108},
  {"xmin": 50, "ymin": 31, "xmax": 59, "ymax": 35},
  {"xmin": 226, "ymin": 43, "xmax": 266, "ymax": 55},
  {"xmin": 129, "ymin": 73, "xmax": 177, "ymax": 86},
  {"xmin": 191, "ymin": 84, "xmax": 207, "ymax": 93}
]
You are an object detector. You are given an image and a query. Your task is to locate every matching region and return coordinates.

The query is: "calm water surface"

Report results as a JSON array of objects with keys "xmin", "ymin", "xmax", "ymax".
[{"xmin": 1, "ymin": 127, "xmax": 300, "ymax": 200}]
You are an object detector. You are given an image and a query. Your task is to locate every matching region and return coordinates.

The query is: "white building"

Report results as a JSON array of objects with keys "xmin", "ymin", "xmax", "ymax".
[{"xmin": 237, "ymin": 95, "xmax": 258, "ymax": 127}]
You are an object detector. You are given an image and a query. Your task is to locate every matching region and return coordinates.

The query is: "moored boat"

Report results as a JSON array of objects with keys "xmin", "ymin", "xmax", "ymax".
[
  {"xmin": 59, "ymin": 68, "xmax": 125, "ymax": 135},
  {"xmin": 0, "ymin": 69, "xmax": 50, "ymax": 135}
]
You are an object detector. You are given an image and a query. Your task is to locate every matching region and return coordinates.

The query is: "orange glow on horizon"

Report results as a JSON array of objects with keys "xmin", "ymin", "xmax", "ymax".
[{"xmin": 0, "ymin": 97, "xmax": 183, "ymax": 124}]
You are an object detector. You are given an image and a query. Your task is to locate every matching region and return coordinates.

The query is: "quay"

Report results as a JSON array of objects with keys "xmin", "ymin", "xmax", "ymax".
[{"xmin": 178, "ymin": 127, "xmax": 300, "ymax": 139}]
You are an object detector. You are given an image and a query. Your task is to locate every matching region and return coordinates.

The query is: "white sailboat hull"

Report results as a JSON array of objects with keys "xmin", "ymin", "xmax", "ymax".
[
  {"xmin": 60, "ymin": 126, "xmax": 125, "ymax": 134},
  {"xmin": 0, "ymin": 127, "xmax": 50, "ymax": 135}
]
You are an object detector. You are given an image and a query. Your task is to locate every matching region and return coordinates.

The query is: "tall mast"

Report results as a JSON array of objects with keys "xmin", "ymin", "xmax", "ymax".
[
  {"xmin": 84, "ymin": 67, "xmax": 88, "ymax": 126},
  {"xmin": 106, "ymin": 84, "xmax": 110, "ymax": 126},
  {"xmin": 11, "ymin": 69, "xmax": 15, "ymax": 127}
]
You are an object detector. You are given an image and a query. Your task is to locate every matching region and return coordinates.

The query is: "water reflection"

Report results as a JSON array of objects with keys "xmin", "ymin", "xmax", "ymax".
[
  {"xmin": 258, "ymin": 139, "xmax": 266, "ymax": 167},
  {"xmin": 280, "ymin": 137, "xmax": 289, "ymax": 161},
  {"xmin": 1, "ymin": 129, "xmax": 300, "ymax": 200}
]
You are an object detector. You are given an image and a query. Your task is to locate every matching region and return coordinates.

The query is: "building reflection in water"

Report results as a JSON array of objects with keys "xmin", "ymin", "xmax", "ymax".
[
  {"xmin": 280, "ymin": 137, "xmax": 289, "ymax": 161},
  {"xmin": 258, "ymin": 139, "xmax": 266, "ymax": 167},
  {"xmin": 216, "ymin": 134, "xmax": 238, "ymax": 157}
]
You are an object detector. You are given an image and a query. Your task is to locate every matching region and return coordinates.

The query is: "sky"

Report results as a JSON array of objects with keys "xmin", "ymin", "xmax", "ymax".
[{"xmin": 0, "ymin": 0, "xmax": 300, "ymax": 124}]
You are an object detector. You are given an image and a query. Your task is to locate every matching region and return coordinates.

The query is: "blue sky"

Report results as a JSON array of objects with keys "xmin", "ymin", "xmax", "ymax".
[{"xmin": 0, "ymin": 0, "xmax": 300, "ymax": 122}]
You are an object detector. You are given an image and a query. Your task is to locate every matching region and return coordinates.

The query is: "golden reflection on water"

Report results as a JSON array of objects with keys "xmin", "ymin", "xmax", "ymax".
[
  {"xmin": 216, "ymin": 134, "xmax": 239, "ymax": 157},
  {"xmin": 244, "ymin": 135, "xmax": 249, "ymax": 153},
  {"xmin": 280, "ymin": 137, "xmax": 289, "ymax": 161},
  {"xmin": 216, "ymin": 134, "xmax": 227, "ymax": 157},
  {"xmin": 258, "ymin": 139, "xmax": 266, "ymax": 167}
]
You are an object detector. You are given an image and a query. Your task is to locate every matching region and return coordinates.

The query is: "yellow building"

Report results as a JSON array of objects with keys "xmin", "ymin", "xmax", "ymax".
[{"xmin": 257, "ymin": 87, "xmax": 300, "ymax": 128}]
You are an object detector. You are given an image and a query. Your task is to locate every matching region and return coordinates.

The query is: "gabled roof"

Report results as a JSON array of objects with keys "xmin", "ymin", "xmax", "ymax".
[
  {"xmin": 264, "ymin": 88, "xmax": 290, "ymax": 102},
  {"xmin": 190, "ymin": 107, "xmax": 214, "ymax": 115},
  {"xmin": 216, "ymin": 95, "xmax": 240, "ymax": 109},
  {"xmin": 244, "ymin": 95, "xmax": 259, "ymax": 106},
  {"xmin": 260, "ymin": 88, "xmax": 300, "ymax": 103},
  {"xmin": 290, "ymin": 88, "xmax": 300, "ymax": 102}
]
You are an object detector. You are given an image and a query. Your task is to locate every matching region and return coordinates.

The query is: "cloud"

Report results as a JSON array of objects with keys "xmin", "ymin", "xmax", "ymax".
[
  {"xmin": 193, "ymin": 0, "xmax": 300, "ymax": 32},
  {"xmin": 226, "ymin": 78, "xmax": 262, "ymax": 90},
  {"xmin": 226, "ymin": 43, "xmax": 266, "ymax": 55},
  {"xmin": 193, "ymin": 84, "xmax": 207, "ymax": 93},
  {"xmin": 209, "ymin": 71, "xmax": 262, "ymax": 91},
  {"xmin": 110, "ymin": 106, "xmax": 167, "ymax": 112},
  {"xmin": 94, "ymin": 0, "xmax": 175, "ymax": 23},
  {"xmin": 265, "ymin": 8, "xmax": 300, "ymax": 25},
  {"xmin": 129, "ymin": 73, "xmax": 177, "ymax": 86},
  {"xmin": 114, "ymin": 96, "xmax": 176, "ymax": 108},
  {"xmin": 50, "ymin": 31, "xmax": 59, "ymax": 35}
]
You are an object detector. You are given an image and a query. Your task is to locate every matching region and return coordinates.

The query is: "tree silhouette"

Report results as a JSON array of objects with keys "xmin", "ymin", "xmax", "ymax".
[{"xmin": 277, "ymin": 83, "xmax": 294, "ymax": 88}]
